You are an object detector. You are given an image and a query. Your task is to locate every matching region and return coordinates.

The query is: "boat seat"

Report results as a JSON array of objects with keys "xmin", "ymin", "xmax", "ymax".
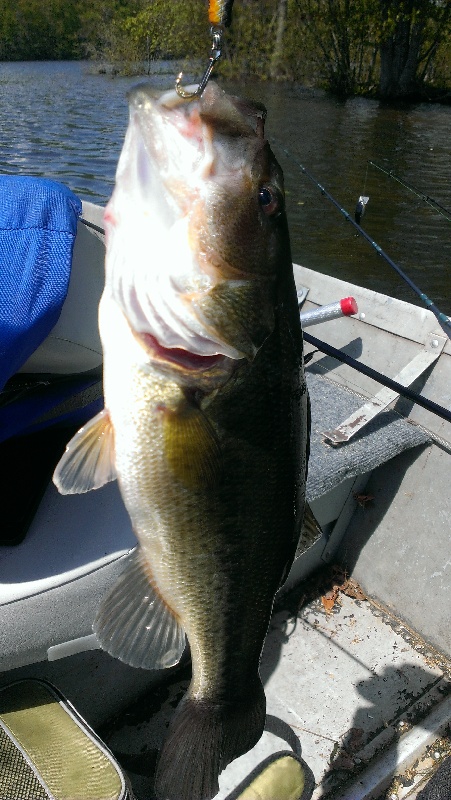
[
  {"xmin": 0, "ymin": 180, "xmax": 104, "ymax": 444},
  {"xmin": 0, "ymin": 180, "xmax": 104, "ymax": 542},
  {"xmin": 0, "ymin": 176, "xmax": 83, "ymax": 390},
  {"xmin": 17, "ymin": 204, "xmax": 105, "ymax": 377},
  {"xmin": 306, "ymin": 370, "xmax": 430, "ymax": 504},
  {"xmin": 295, "ymin": 369, "xmax": 431, "ymax": 562}
]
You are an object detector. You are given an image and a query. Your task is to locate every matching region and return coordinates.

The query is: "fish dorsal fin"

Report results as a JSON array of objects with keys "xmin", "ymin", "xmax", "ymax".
[
  {"xmin": 53, "ymin": 409, "xmax": 116, "ymax": 494},
  {"xmin": 280, "ymin": 502, "xmax": 323, "ymax": 588},
  {"xmin": 163, "ymin": 401, "xmax": 222, "ymax": 490},
  {"xmin": 296, "ymin": 502, "xmax": 323, "ymax": 557},
  {"xmin": 93, "ymin": 547, "xmax": 186, "ymax": 670},
  {"xmin": 303, "ymin": 502, "xmax": 322, "ymax": 541}
]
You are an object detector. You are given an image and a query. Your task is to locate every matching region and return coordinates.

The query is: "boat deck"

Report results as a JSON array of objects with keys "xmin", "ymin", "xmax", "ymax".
[
  {"xmin": 100, "ymin": 571, "xmax": 451, "ymax": 800},
  {"xmin": 1, "ymin": 222, "xmax": 449, "ymax": 799}
]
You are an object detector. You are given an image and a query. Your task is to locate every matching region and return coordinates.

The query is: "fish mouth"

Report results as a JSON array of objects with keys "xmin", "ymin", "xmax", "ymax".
[
  {"xmin": 105, "ymin": 86, "xmax": 249, "ymax": 364},
  {"xmin": 132, "ymin": 327, "xmax": 238, "ymax": 389},
  {"xmin": 105, "ymin": 81, "xmax": 278, "ymax": 377},
  {"xmin": 136, "ymin": 331, "xmax": 229, "ymax": 372}
]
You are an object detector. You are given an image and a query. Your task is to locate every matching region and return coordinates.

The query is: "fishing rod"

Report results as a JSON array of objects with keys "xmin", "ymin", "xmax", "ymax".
[
  {"xmin": 303, "ymin": 331, "xmax": 451, "ymax": 426},
  {"xmin": 273, "ymin": 140, "xmax": 451, "ymax": 337},
  {"xmin": 368, "ymin": 160, "xmax": 451, "ymax": 223}
]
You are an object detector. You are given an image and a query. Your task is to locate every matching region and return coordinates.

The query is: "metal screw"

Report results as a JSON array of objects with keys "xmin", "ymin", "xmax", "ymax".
[
  {"xmin": 359, "ymin": 312, "xmax": 366, "ymax": 320},
  {"xmin": 431, "ymin": 339, "xmax": 439, "ymax": 347}
]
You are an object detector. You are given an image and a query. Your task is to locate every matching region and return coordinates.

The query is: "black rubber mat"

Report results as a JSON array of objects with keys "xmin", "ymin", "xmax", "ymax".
[{"xmin": 417, "ymin": 757, "xmax": 451, "ymax": 800}]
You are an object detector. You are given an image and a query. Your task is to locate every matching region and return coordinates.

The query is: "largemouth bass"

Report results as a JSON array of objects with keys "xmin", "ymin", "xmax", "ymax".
[{"xmin": 54, "ymin": 81, "xmax": 309, "ymax": 800}]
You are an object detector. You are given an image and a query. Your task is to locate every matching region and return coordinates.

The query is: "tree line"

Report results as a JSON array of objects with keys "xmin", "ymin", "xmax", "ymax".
[{"xmin": 0, "ymin": 0, "xmax": 450, "ymax": 100}]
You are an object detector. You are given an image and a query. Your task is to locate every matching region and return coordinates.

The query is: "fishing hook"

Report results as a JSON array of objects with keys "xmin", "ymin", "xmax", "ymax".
[{"xmin": 175, "ymin": 26, "xmax": 223, "ymax": 99}]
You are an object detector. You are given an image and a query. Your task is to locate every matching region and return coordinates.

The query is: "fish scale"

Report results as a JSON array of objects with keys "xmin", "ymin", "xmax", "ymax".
[{"xmin": 54, "ymin": 81, "xmax": 309, "ymax": 800}]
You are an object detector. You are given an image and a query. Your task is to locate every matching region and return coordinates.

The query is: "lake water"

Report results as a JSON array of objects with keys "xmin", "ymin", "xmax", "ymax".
[{"xmin": 0, "ymin": 60, "xmax": 450, "ymax": 312}]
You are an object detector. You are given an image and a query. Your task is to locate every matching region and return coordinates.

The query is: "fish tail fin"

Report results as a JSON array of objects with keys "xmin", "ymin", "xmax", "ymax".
[{"xmin": 155, "ymin": 680, "xmax": 266, "ymax": 800}]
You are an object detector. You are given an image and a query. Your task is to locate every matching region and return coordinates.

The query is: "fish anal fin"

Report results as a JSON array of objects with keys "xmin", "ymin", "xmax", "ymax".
[
  {"xmin": 53, "ymin": 409, "xmax": 116, "ymax": 494},
  {"xmin": 93, "ymin": 547, "xmax": 186, "ymax": 671}
]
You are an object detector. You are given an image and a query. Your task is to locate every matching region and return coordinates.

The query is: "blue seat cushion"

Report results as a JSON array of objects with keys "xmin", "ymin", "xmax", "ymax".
[{"xmin": 0, "ymin": 176, "xmax": 82, "ymax": 391}]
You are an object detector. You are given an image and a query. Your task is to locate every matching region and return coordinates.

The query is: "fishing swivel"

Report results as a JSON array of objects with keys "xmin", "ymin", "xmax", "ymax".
[
  {"xmin": 175, "ymin": 25, "xmax": 223, "ymax": 99},
  {"xmin": 175, "ymin": 0, "xmax": 234, "ymax": 98}
]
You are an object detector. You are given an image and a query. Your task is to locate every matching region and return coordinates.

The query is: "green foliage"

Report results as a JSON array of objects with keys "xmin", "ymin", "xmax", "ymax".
[
  {"xmin": 121, "ymin": 0, "xmax": 206, "ymax": 59},
  {"xmin": 377, "ymin": 0, "xmax": 451, "ymax": 97},
  {"xmin": 0, "ymin": 0, "xmax": 83, "ymax": 60},
  {"xmin": 218, "ymin": 1, "xmax": 282, "ymax": 79},
  {"xmin": 73, "ymin": 0, "xmax": 208, "ymax": 74},
  {"xmin": 215, "ymin": 0, "xmax": 382, "ymax": 94},
  {"xmin": 284, "ymin": 0, "xmax": 381, "ymax": 94}
]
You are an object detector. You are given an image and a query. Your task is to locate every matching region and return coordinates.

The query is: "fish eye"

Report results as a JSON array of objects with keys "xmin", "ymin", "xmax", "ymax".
[{"xmin": 258, "ymin": 185, "xmax": 281, "ymax": 216}]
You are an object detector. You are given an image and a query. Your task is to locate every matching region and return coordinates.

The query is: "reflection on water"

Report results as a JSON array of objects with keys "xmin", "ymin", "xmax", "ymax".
[
  {"xmin": 0, "ymin": 61, "xmax": 450, "ymax": 310},
  {"xmin": 0, "ymin": 61, "xmax": 136, "ymax": 201},
  {"xmin": 245, "ymin": 82, "xmax": 451, "ymax": 310}
]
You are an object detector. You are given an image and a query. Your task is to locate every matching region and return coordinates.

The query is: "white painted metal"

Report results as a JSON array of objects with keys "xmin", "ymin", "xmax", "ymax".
[
  {"xmin": 293, "ymin": 265, "xmax": 451, "ymax": 446},
  {"xmin": 323, "ymin": 335, "xmax": 446, "ymax": 444},
  {"xmin": 101, "ymin": 593, "xmax": 450, "ymax": 800},
  {"xmin": 332, "ymin": 694, "xmax": 451, "ymax": 800},
  {"xmin": 320, "ymin": 474, "xmax": 371, "ymax": 563},
  {"xmin": 293, "ymin": 265, "xmax": 451, "ymax": 354}
]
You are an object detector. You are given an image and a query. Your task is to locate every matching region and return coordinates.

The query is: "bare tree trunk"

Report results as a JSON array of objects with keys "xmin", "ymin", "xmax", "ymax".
[
  {"xmin": 270, "ymin": 0, "xmax": 287, "ymax": 79},
  {"xmin": 379, "ymin": 0, "xmax": 451, "ymax": 99},
  {"xmin": 398, "ymin": 21, "xmax": 423, "ymax": 94},
  {"xmin": 379, "ymin": 4, "xmax": 423, "ymax": 98}
]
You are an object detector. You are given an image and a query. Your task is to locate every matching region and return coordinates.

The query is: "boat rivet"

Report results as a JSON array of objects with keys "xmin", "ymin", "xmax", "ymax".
[
  {"xmin": 431, "ymin": 339, "xmax": 439, "ymax": 347},
  {"xmin": 359, "ymin": 312, "xmax": 366, "ymax": 320}
]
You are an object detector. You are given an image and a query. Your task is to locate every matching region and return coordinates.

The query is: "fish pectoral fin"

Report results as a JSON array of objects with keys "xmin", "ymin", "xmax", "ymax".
[
  {"xmin": 93, "ymin": 547, "xmax": 186, "ymax": 670},
  {"xmin": 163, "ymin": 401, "xmax": 222, "ymax": 490},
  {"xmin": 53, "ymin": 409, "xmax": 116, "ymax": 494}
]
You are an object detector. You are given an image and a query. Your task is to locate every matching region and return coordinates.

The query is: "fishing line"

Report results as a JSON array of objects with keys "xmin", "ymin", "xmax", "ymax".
[
  {"xmin": 368, "ymin": 161, "xmax": 451, "ymax": 223},
  {"xmin": 80, "ymin": 217, "xmax": 105, "ymax": 236},
  {"xmin": 355, "ymin": 161, "xmax": 370, "ymax": 224},
  {"xmin": 363, "ymin": 161, "xmax": 369, "ymax": 195},
  {"xmin": 273, "ymin": 139, "xmax": 451, "ymax": 336}
]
